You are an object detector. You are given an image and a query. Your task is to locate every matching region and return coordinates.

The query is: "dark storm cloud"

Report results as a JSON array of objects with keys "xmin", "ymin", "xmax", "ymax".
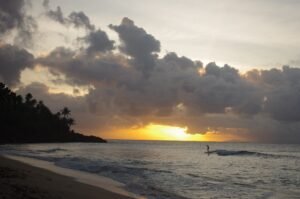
[
  {"xmin": 253, "ymin": 66, "xmax": 300, "ymax": 122},
  {"xmin": 36, "ymin": 46, "xmax": 202, "ymax": 118},
  {"xmin": 69, "ymin": 12, "xmax": 95, "ymax": 31},
  {"xmin": 0, "ymin": 0, "xmax": 37, "ymax": 47},
  {"xmin": 46, "ymin": 6, "xmax": 65, "ymax": 25},
  {"xmin": 14, "ymin": 15, "xmax": 38, "ymax": 48},
  {"xmin": 82, "ymin": 29, "xmax": 114, "ymax": 54},
  {"xmin": 44, "ymin": 1, "xmax": 95, "ymax": 31},
  {"xmin": 181, "ymin": 63, "xmax": 263, "ymax": 116},
  {"xmin": 0, "ymin": 44, "xmax": 34, "ymax": 86},
  {"xmin": 0, "ymin": 0, "xmax": 25, "ymax": 34},
  {"xmin": 10, "ymin": 14, "xmax": 300, "ymax": 143},
  {"xmin": 0, "ymin": 0, "xmax": 36, "ymax": 87},
  {"xmin": 109, "ymin": 17, "xmax": 160, "ymax": 76},
  {"xmin": 37, "ymin": 18, "xmax": 300, "ymax": 123},
  {"xmin": 37, "ymin": 46, "xmax": 133, "ymax": 86}
]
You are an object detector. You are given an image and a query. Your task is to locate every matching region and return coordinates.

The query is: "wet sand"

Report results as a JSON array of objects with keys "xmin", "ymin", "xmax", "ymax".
[{"xmin": 0, "ymin": 156, "xmax": 134, "ymax": 199}]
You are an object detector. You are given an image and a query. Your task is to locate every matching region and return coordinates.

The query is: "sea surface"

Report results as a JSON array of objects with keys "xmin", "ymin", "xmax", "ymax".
[{"xmin": 1, "ymin": 141, "xmax": 300, "ymax": 199}]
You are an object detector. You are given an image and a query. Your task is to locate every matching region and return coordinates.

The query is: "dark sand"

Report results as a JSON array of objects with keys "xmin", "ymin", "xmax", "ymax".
[{"xmin": 0, "ymin": 156, "xmax": 134, "ymax": 199}]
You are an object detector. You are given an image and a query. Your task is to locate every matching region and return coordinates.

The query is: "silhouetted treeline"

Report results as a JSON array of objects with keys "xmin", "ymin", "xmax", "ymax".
[{"xmin": 0, "ymin": 82, "xmax": 106, "ymax": 144}]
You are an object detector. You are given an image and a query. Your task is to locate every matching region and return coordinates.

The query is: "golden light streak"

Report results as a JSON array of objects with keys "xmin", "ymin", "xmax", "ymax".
[
  {"xmin": 101, "ymin": 124, "xmax": 204, "ymax": 141},
  {"xmin": 97, "ymin": 124, "xmax": 250, "ymax": 142}
]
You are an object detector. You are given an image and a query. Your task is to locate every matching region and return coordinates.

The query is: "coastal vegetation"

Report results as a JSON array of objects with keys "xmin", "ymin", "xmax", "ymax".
[{"xmin": 0, "ymin": 82, "xmax": 106, "ymax": 144}]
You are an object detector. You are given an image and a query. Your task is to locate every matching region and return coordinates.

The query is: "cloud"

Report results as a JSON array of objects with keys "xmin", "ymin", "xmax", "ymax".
[
  {"xmin": 16, "ymin": 82, "xmax": 95, "ymax": 132},
  {"xmin": 0, "ymin": 0, "xmax": 37, "ymax": 47},
  {"xmin": 35, "ymin": 18, "xmax": 300, "ymax": 143},
  {"xmin": 37, "ymin": 46, "xmax": 132, "ymax": 86},
  {"xmin": 14, "ymin": 15, "xmax": 38, "ymax": 48},
  {"xmin": 82, "ymin": 29, "xmax": 114, "ymax": 54},
  {"xmin": 256, "ymin": 66, "xmax": 300, "ymax": 122},
  {"xmin": 45, "ymin": 6, "xmax": 65, "ymax": 25},
  {"xmin": 109, "ymin": 17, "xmax": 160, "ymax": 76},
  {"xmin": 68, "ymin": 12, "xmax": 95, "ymax": 31},
  {"xmin": 0, "ymin": 44, "xmax": 34, "ymax": 86},
  {"xmin": 42, "ymin": 0, "xmax": 50, "ymax": 8},
  {"xmin": 43, "ymin": 1, "xmax": 95, "ymax": 31},
  {"xmin": 0, "ymin": 0, "xmax": 25, "ymax": 34},
  {"xmin": 0, "ymin": 0, "xmax": 36, "ymax": 86},
  {"xmin": 180, "ymin": 63, "xmax": 263, "ymax": 116},
  {"xmin": 2, "ymin": 6, "xmax": 300, "ymax": 143}
]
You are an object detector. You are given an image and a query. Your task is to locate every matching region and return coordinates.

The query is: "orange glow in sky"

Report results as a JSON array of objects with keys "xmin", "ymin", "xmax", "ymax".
[
  {"xmin": 98, "ymin": 123, "xmax": 246, "ymax": 142},
  {"xmin": 100, "ymin": 124, "xmax": 199, "ymax": 141}
]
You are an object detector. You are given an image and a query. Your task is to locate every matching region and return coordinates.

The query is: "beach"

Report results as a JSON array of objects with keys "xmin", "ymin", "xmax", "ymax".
[{"xmin": 0, "ymin": 155, "xmax": 134, "ymax": 199}]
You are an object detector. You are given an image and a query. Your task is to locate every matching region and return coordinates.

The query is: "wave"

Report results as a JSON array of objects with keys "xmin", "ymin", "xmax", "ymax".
[
  {"xmin": 208, "ymin": 150, "xmax": 260, "ymax": 156},
  {"xmin": 52, "ymin": 157, "xmax": 185, "ymax": 199},
  {"xmin": 36, "ymin": 148, "xmax": 68, "ymax": 153},
  {"xmin": 206, "ymin": 150, "xmax": 298, "ymax": 159}
]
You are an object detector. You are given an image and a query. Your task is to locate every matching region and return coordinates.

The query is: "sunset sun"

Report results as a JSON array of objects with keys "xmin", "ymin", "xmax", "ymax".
[{"xmin": 145, "ymin": 124, "xmax": 189, "ymax": 141}]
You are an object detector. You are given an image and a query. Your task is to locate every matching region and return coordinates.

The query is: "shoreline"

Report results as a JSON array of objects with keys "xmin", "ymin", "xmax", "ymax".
[{"xmin": 0, "ymin": 155, "xmax": 141, "ymax": 199}]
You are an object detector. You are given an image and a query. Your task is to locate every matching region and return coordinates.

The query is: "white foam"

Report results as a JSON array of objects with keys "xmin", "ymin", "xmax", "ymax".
[{"xmin": 4, "ymin": 155, "xmax": 144, "ymax": 199}]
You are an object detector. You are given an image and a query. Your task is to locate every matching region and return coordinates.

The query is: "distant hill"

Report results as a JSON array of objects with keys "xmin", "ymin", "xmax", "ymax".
[{"xmin": 0, "ymin": 82, "xmax": 106, "ymax": 144}]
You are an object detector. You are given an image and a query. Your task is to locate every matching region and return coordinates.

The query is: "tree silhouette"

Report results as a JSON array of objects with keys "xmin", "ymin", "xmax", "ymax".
[
  {"xmin": 61, "ymin": 107, "xmax": 71, "ymax": 118},
  {"xmin": 66, "ymin": 118, "xmax": 75, "ymax": 127},
  {"xmin": 25, "ymin": 93, "xmax": 32, "ymax": 103},
  {"xmin": 0, "ymin": 82, "xmax": 106, "ymax": 144}
]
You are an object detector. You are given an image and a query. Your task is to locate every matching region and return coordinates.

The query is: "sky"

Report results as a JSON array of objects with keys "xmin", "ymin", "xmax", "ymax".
[{"xmin": 1, "ymin": 0, "xmax": 300, "ymax": 143}]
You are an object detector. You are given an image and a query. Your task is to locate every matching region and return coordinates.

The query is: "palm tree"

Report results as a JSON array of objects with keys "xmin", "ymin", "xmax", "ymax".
[
  {"xmin": 0, "ymin": 82, "xmax": 106, "ymax": 144},
  {"xmin": 0, "ymin": 82, "xmax": 5, "ymax": 90},
  {"xmin": 37, "ymin": 100, "xmax": 44, "ymax": 108},
  {"xmin": 37, "ymin": 101, "xmax": 50, "ymax": 115},
  {"xmin": 25, "ymin": 93, "xmax": 33, "ymax": 103},
  {"xmin": 55, "ymin": 111, "xmax": 61, "ymax": 119},
  {"xmin": 16, "ymin": 95, "xmax": 23, "ymax": 104},
  {"xmin": 61, "ymin": 107, "xmax": 71, "ymax": 119},
  {"xmin": 67, "ymin": 118, "xmax": 75, "ymax": 127}
]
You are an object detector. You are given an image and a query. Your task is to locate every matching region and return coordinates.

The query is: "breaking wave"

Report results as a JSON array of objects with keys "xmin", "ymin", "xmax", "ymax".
[
  {"xmin": 36, "ymin": 148, "xmax": 67, "ymax": 153},
  {"xmin": 207, "ymin": 150, "xmax": 297, "ymax": 159}
]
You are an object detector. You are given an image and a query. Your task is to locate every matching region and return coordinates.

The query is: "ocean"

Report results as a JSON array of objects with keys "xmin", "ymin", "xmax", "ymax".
[{"xmin": 1, "ymin": 141, "xmax": 300, "ymax": 199}]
